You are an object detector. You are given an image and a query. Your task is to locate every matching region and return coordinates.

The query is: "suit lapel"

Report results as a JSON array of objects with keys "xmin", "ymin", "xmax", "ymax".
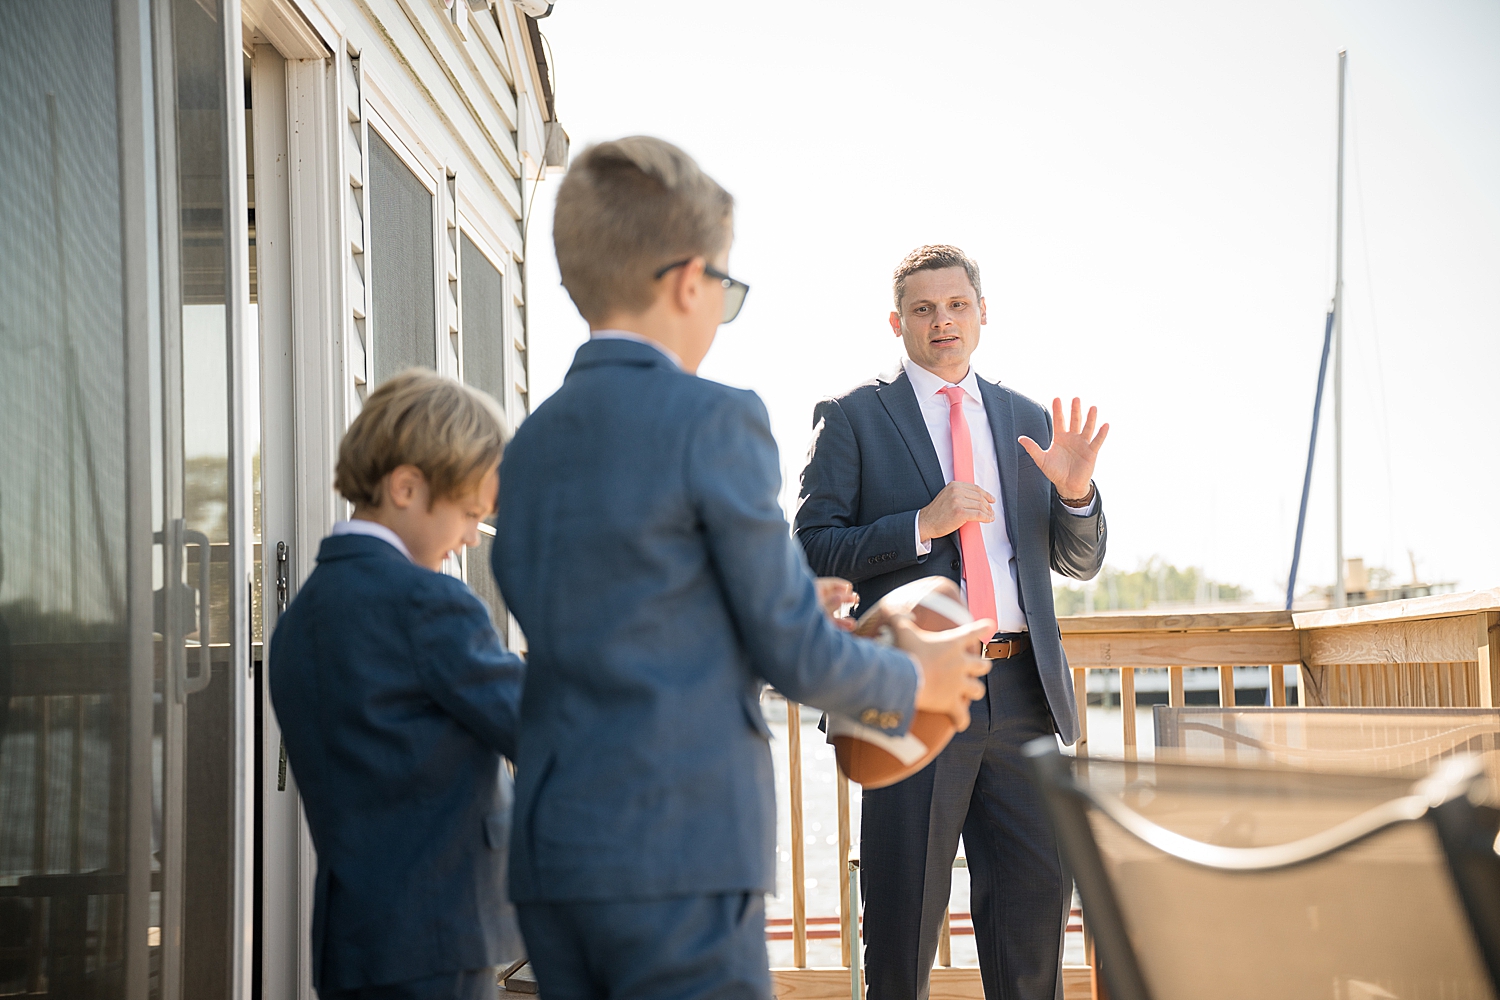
[
  {"xmin": 979, "ymin": 378, "xmax": 1022, "ymax": 550},
  {"xmin": 876, "ymin": 369, "xmax": 947, "ymax": 500}
]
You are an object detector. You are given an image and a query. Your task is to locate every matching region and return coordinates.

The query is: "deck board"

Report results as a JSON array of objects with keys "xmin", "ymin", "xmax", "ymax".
[{"xmin": 768, "ymin": 965, "xmax": 1093, "ymax": 999}]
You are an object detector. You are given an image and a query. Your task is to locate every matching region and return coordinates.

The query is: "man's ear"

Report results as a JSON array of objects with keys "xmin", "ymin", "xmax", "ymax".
[
  {"xmin": 888, "ymin": 311, "xmax": 902, "ymax": 337},
  {"xmin": 978, "ymin": 296, "xmax": 988, "ymax": 326}
]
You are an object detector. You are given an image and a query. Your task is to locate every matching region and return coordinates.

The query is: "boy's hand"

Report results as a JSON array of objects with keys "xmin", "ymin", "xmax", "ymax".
[
  {"xmin": 894, "ymin": 618, "xmax": 994, "ymax": 731},
  {"xmin": 815, "ymin": 577, "xmax": 859, "ymax": 632}
]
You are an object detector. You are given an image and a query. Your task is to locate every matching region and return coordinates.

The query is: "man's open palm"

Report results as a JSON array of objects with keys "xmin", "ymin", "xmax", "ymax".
[{"xmin": 1018, "ymin": 397, "xmax": 1108, "ymax": 500}]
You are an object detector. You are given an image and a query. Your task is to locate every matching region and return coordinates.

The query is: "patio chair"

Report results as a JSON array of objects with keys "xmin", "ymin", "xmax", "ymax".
[{"xmin": 1025, "ymin": 738, "xmax": 1500, "ymax": 1000}]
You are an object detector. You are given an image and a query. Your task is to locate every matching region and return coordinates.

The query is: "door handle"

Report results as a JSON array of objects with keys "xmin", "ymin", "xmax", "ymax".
[
  {"xmin": 182, "ymin": 527, "xmax": 212, "ymax": 698},
  {"xmin": 275, "ymin": 541, "xmax": 289, "ymax": 613},
  {"xmin": 153, "ymin": 521, "xmax": 212, "ymax": 702}
]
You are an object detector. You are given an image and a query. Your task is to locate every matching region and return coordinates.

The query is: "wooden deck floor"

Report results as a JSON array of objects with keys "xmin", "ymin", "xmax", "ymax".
[
  {"xmin": 769, "ymin": 965, "xmax": 1094, "ymax": 999},
  {"xmin": 501, "ymin": 963, "xmax": 1095, "ymax": 998}
]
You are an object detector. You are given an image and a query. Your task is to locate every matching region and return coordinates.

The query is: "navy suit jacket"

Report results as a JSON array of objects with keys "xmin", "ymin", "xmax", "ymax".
[
  {"xmin": 794, "ymin": 363, "xmax": 1106, "ymax": 744},
  {"xmin": 492, "ymin": 338, "xmax": 920, "ymax": 903},
  {"xmin": 269, "ymin": 534, "xmax": 524, "ymax": 990}
]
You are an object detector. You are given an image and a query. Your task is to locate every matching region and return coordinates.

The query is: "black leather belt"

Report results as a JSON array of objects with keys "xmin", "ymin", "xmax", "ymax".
[{"xmin": 981, "ymin": 633, "xmax": 1031, "ymax": 659}]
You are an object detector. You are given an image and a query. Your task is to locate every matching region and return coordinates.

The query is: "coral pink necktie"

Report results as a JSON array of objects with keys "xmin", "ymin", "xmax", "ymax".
[{"xmin": 939, "ymin": 386, "xmax": 997, "ymax": 625}]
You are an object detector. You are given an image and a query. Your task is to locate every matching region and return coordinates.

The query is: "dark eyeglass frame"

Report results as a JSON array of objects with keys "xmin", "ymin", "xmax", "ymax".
[{"xmin": 653, "ymin": 258, "xmax": 750, "ymax": 324}]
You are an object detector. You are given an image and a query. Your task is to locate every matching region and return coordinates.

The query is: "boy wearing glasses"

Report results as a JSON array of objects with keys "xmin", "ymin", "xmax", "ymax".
[{"xmin": 491, "ymin": 136, "xmax": 994, "ymax": 998}]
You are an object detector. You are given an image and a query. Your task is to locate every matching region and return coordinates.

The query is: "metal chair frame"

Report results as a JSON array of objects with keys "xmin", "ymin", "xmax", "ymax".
[{"xmin": 1024, "ymin": 738, "xmax": 1500, "ymax": 1000}]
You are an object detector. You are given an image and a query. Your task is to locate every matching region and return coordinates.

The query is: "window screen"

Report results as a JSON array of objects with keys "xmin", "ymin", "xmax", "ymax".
[
  {"xmin": 368, "ymin": 131, "xmax": 435, "ymax": 384},
  {"xmin": 460, "ymin": 234, "xmax": 505, "ymax": 403},
  {"xmin": 460, "ymin": 234, "xmax": 507, "ymax": 629}
]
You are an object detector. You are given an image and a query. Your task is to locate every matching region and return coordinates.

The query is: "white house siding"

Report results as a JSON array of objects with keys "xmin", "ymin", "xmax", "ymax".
[
  {"xmin": 268, "ymin": 0, "xmax": 549, "ymax": 435},
  {"xmin": 242, "ymin": 6, "xmax": 555, "ymax": 997}
]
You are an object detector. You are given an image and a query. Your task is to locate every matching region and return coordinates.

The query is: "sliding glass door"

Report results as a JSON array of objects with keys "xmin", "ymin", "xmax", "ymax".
[
  {"xmin": 154, "ymin": 0, "xmax": 249, "ymax": 997},
  {"xmin": 0, "ymin": 1, "xmax": 141, "ymax": 996},
  {"xmin": 0, "ymin": 1, "xmax": 249, "ymax": 997}
]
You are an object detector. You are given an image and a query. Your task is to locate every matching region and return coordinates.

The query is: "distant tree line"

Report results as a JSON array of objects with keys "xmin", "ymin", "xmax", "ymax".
[{"xmin": 1053, "ymin": 557, "xmax": 1247, "ymax": 616}]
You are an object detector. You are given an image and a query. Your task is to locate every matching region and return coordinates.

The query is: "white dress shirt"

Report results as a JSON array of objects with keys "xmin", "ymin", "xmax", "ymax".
[
  {"xmin": 331, "ymin": 518, "xmax": 413, "ymax": 563},
  {"xmin": 904, "ymin": 359, "xmax": 1094, "ymax": 633}
]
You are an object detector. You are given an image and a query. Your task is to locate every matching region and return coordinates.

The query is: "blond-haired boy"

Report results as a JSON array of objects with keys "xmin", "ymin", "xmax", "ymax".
[
  {"xmin": 493, "ymin": 137, "xmax": 991, "ymax": 998},
  {"xmin": 271, "ymin": 369, "xmax": 524, "ymax": 1000}
]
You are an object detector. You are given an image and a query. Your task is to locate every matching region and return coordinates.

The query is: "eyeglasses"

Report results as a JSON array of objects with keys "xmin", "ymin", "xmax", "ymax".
[{"xmin": 653, "ymin": 258, "xmax": 750, "ymax": 324}]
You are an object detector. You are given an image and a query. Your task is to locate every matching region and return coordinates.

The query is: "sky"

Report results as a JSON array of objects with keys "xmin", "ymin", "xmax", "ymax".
[{"xmin": 520, "ymin": 0, "xmax": 1500, "ymax": 604}]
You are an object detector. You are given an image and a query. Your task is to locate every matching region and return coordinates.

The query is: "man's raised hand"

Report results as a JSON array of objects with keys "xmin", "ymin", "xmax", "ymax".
[
  {"xmin": 894, "ymin": 617, "xmax": 994, "ymax": 731},
  {"xmin": 1017, "ymin": 397, "xmax": 1109, "ymax": 501}
]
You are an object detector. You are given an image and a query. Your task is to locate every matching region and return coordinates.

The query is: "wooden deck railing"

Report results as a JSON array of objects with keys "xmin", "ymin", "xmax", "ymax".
[{"xmin": 768, "ymin": 586, "xmax": 1500, "ymax": 1000}]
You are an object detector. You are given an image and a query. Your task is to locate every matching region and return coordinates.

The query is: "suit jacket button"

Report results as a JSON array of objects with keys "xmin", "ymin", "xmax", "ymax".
[
  {"xmin": 951, "ymin": 560, "xmax": 961, "ymax": 571},
  {"xmin": 860, "ymin": 709, "xmax": 880, "ymax": 726},
  {"xmin": 878, "ymin": 712, "xmax": 899, "ymax": 729}
]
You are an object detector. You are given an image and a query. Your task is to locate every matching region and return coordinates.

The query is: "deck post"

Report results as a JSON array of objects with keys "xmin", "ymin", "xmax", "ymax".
[
  {"xmin": 1072, "ymin": 667, "xmax": 1089, "ymax": 756},
  {"xmin": 1218, "ymin": 665, "xmax": 1236, "ymax": 708},
  {"xmin": 837, "ymin": 766, "xmax": 851, "ymax": 968},
  {"xmin": 1167, "ymin": 666, "xmax": 1184, "ymax": 708},
  {"xmin": 1477, "ymin": 612, "xmax": 1500, "ymax": 708},
  {"xmin": 787, "ymin": 700, "xmax": 807, "ymax": 968},
  {"xmin": 848, "ymin": 860, "xmax": 863, "ymax": 1000},
  {"xmin": 1269, "ymin": 665, "xmax": 1286, "ymax": 706}
]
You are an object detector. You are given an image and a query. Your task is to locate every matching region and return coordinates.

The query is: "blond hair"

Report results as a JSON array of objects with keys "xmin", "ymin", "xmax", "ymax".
[
  {"xmin": 334, "ymin": 369, "xmax": 507, "ymax": 509},
  {"xmin": 893, "ymin": 245, "xmax": 983, "ymax": 310},
  {"xmin": 552, "ymin": 136, "xmax": 734, "ymax": 323}
]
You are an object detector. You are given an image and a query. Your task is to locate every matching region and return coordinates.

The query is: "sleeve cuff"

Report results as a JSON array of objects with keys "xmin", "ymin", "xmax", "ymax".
[
  {"xmin": 914, "ymin": 512, "xmax": 932, "ymax": 555},
  {"xmin": 1062, "ymin": 496, "xmax": 1097, "ymax": 517}
]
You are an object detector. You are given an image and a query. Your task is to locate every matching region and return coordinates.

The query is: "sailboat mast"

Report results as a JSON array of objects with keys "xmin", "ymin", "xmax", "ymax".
[{"xmin": 1333, "ymin": 48, "xmax": 1347, "ymax": 609}]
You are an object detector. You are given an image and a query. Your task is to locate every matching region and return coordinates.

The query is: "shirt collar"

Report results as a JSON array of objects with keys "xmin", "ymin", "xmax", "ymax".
[
  {"xmin": 903, "ymin": 356, "xmax": 982, "ymax": 404},
  {"xmin": 590, "ymin": 330, "xmax": 684, "ymax": 371},
  {"xmin": 330, "ymin": 519, "xmax": 414, "ymax": 563}
]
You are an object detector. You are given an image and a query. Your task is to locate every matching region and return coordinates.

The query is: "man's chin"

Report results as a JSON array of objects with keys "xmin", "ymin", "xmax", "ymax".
[{"xmin": 923, "ymin": 345, "xmax": 968, "ymax": 363}]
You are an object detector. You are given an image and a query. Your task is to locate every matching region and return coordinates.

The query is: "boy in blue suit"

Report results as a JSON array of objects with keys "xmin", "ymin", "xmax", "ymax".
[
  {"xmin": 492, "ymin": 137, "xmax": 994, "ymax": 999},
  {"xmin": 271, "ymin": 370, "xmax": 525, "ymax": 1000}
]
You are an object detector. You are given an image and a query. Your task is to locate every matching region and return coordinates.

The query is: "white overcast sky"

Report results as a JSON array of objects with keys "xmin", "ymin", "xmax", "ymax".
[{"xmin": 521, "ymin": 0, "xmax": 1500, "ymax": 603}]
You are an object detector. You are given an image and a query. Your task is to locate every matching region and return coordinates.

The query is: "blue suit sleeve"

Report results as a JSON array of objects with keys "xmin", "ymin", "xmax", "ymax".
[
  {"xmin": 410, "ymin": 575, "xmax": 525, "ymax": 759},
  {"xmin": 794, "ymin": 398, "xmax": 927, "ymax": 582},
  {"xmin": 689, "ymin": 391, "xmax": 918, "ymax": 733}
]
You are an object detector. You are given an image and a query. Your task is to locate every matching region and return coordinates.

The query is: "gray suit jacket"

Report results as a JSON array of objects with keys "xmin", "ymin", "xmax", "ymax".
[
  {"xmin": 492, "ymin": 338, "xmax": 921, "ymax": 902},
  {"xmin": 794, "ymin": 362, "xmax": 1106, "ymax": 744}
]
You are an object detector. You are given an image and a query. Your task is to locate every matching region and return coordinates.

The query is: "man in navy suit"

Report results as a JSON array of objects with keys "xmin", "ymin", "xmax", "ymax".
[
  {"xmin": 492, "ymin": 138, "xmax": 994, "ymax": 1000},
  {"xmin": 271, "ymin": 371, "xmax": 524, "ymax": 1000},
  {"xmin": 795, "ymin": 246, "xmax": 1109, "ymax": 1000}
]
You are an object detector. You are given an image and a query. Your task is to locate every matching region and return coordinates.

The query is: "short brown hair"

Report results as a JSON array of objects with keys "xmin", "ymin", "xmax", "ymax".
[
  {"xmin": 892, "ymin": 245, "xmax": 983, "ymax": 310},
  {"xmin": 334, "ymin": 369, "xmax": 507, "ymax": 509},
  {"xmin": 552, "ymin": 136, "xmax": 734, "ymax": 323}
]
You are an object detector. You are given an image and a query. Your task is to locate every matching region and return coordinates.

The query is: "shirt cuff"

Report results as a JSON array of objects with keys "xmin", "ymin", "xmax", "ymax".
[
  {"xmin": 1062, "ymin": 495, "xmax": 1096, "ymax": 517},
  {"xmin": 914, "ymin": 512, "xmax": 932, "ymax": 555}
]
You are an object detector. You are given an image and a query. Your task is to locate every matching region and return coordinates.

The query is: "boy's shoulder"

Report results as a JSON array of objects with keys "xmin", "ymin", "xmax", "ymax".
[
  {"xmin": 523, "ymin": 362, "xmax": 767, "ymax": 435},
  {"xmin": 296, "ymin": 536, "xmax": 475, "ymax": 611},
  {"xmin": 282, "ymin": 540, "xmax": 490, "ymax": 648}
]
